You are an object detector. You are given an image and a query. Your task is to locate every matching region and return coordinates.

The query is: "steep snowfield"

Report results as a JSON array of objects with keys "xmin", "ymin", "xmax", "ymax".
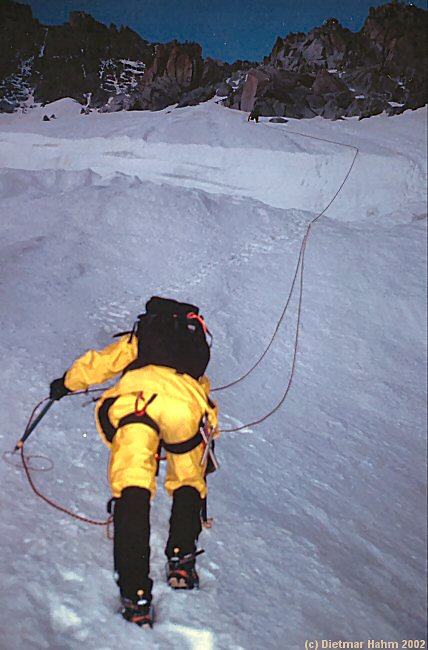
[{"xmin": 0, "ymin": 100, "xmax": 426, "ymax": 650}]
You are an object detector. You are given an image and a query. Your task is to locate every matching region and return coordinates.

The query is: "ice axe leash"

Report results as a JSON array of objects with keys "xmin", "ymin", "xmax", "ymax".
[{"xmin": 14, "ymin": 398, "xmax": 55, "ymax": 451}]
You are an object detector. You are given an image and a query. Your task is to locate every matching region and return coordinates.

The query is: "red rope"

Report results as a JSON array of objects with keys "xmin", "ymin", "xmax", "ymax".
[
  {"xmin": 213, "ymin": 127, "xmax": 359, "ymax": 433},
  {"xmin": 17, "ymin": 394, "xmax": 113, "ymax": 538}
]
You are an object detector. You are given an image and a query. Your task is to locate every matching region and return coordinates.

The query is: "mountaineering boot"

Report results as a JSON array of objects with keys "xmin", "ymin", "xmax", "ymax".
[
  {"xmin": 166, "ymin": 553, "xmax": 200, "ymax": 589},
  {"xmin": 120, "ymin": 590, "xmax": 154, "ymax": 627}
]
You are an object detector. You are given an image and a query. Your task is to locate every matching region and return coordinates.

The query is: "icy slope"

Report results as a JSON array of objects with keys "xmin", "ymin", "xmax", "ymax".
[{"xmin": 0, "ymin": 101, "xmax": 426, "ymax": 650}]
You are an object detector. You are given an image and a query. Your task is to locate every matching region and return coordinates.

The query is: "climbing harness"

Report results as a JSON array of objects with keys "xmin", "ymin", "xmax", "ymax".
[{"xmin": 5, "ymin": 390, "xmax": 218, "ymax": 533}]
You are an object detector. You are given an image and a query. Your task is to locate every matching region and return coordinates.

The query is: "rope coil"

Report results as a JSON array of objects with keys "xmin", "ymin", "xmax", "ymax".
[{"xmin": 19, "ymin": 444, "xmax": 113, "ymax": 535}]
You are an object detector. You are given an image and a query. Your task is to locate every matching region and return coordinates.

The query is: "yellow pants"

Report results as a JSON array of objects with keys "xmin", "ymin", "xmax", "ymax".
[
  {"xmin": 95, "ymin": 365, "xmax": 217, "ymax": 499},
  {"xmin": 104, "ymin": 382, "xmax": 210, "ymax": 498},
  {"xmin": 108, "ymin": 421, "xmax": 207, "ymax": 499}
]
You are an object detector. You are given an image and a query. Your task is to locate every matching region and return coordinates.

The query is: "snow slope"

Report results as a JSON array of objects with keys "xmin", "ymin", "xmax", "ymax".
[{"xmin": 0, "ymin": 99, "xmax": 426, "ymax": 650}]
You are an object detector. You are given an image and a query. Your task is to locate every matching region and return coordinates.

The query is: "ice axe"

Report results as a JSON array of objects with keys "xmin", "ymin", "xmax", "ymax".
[{"xmin": 14, "ymin": 399, "xmax": 55, "ymax": 451}]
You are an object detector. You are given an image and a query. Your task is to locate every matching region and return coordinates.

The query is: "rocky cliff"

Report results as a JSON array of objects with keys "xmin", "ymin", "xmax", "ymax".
[
  {"xmin": 101, "ymin": 40, "xmax": 239, "ymax": 112},
  {"xmin": 0, "ymin": 2, "xmax": 155, "ymax": 112},
  {"xmin": 0, "ymin": 0, "xmax": 426, "ymax": 119},
  {"xmin": 223, "ymin": 3, "xmax": 428, "ymax": 119}
]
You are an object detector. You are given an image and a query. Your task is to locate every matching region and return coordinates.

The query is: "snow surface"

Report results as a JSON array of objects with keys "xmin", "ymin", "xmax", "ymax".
[{"xmin": 0, "ymin": 99, "xmax": 426, "ymax": 649}]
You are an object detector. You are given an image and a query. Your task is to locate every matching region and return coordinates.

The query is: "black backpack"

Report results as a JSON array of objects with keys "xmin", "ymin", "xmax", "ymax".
[{"xmin": 123, "ymin": 296, "xmax": 211, "ymax": 379}]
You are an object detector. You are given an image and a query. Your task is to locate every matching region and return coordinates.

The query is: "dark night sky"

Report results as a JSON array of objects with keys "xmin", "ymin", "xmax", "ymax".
[{"xmin": 17, "ymin": 0, "xmax": 428, "ymax": 62}]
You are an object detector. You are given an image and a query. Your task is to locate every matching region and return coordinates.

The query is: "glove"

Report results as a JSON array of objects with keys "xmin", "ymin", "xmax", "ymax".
[{"xmin": 49, "ymin": 376, "xmax": 71, "ymax": 401}]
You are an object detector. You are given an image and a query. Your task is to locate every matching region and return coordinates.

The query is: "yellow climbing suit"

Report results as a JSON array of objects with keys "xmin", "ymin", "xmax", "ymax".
[{"xmin": 63, "ymin": 335, "xmax": 218, "ymax": 499}]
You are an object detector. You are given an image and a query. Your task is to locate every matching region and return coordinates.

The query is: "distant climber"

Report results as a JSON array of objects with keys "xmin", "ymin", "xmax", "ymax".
[{"xmin": 248, "ymin": 106, "xmax": 260, "ymax": 123}]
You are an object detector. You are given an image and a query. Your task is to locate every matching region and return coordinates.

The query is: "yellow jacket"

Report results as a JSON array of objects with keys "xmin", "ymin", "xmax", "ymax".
[{"xmin": 64, "ymin": 335, "xmax": 218, "ymax": 449}]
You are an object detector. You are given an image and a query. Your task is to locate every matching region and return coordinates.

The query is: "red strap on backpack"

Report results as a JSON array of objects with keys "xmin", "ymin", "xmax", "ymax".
[{"xmin": 187, "ymin": 312, "xmax": 208, "ymax": 334}]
